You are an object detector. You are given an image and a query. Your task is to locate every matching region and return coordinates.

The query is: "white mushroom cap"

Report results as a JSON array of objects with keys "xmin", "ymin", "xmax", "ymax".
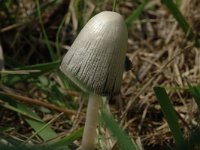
[{"xmin": 60, "ymin": 11, "xmax": 128, "ymax": 95}]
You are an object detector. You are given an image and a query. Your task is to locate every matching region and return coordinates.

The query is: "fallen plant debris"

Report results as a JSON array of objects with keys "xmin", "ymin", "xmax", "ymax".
[{"xmin": 1, "ymin": 0, "xmax": 200, "ymax": 149}]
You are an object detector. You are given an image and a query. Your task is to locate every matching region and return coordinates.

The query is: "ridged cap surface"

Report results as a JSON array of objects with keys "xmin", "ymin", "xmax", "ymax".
[{"xmin": 60, "ymin": 11, "xmax": 128, "ymax": 95}]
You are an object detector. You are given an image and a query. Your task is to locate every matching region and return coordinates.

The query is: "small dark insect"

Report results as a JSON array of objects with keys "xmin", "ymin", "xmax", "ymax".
[{"xmin": 124, "ymin": 55, "xmax": 132, "ymax": 71}]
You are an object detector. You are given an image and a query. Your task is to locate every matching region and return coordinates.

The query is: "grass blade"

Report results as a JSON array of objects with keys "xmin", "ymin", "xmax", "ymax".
[
  {"xmin": 0, "ymin": 93, "xmax": 57, "ymax": 141},
  {"xmin": 126, "ymin": 0, "xmax": 148, "ymax": 27},
  {"xmin": 188, "ymin": 83, "xmax": 200, "ymax": 110},
  {"xmin": 162, "ymin": 0, "xmax": 200, "ymax": 47},
  {"xmin": 17, "ymin": 103, "xmax": 58, "ymax": 142},
  {"xmin": 22, "ymin": 113, "xmax": 63, "ymax": 145},
  {"xmin": 0, "ymin": 102, "xmax": 42, "ymax": 122},
  {"xmin": 50, "ymin": 128, "xmax": 83, "ymax": 148},
  {"xmin": 74, "ymin": 0, "xmax": 87, "ymax": 31},
  {"xmin": 16, "ymin": 60, "xmax": 60, "ymax": 71},
  {"xmin": 36, "ymin": 0, "xmax": 56, "ymax": 61},
  {"xmin": 100, "ymin": 109, "xmax": 137, "ymax": 150},
  {"xmin": 55, "ymin": 13, "xmax": 68, "ymax": 58},
  {"xmin": 1, "ymin": 61, "xmax": 60, "ymax": 85},
  {"xmin": 154, "ymin": 87, "xmax": 187, "ymax": 150},
  {"xmin": 112, "ymin": 0, "xmax": 117, "ymax": 12}
]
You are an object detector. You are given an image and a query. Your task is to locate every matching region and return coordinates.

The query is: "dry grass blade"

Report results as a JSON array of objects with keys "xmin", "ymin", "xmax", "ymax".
[
  {"xmin": 0, "ymin": 91, "xmax": 79, "ymax": 116},
  {"xmin": 22, "ymin": 112, "xmax": 64, "ymax": 145}
]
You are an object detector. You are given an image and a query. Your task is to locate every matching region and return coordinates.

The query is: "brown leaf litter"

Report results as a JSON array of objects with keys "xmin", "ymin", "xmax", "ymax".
[
  {"xmin": 1, "ymin": 0, "xmax": 200, "ymax": 149},
  {"xmin": 109, "ymin": 0, "xmax": 200, "ymax": 149}
]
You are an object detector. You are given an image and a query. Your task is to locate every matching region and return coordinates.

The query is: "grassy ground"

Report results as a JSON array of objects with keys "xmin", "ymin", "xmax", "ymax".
[{"xmin": 1, "ymin": 0, "xmax": 200, "ymax": 149}]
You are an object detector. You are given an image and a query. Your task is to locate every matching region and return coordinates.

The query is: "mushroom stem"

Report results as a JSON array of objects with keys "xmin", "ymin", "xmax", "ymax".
[{"xmin": 80, "ymin": 93, "xmax": 100, "ymax": 150}]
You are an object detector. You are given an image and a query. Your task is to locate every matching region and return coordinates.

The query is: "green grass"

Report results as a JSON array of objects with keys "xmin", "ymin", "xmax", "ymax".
[
  {"xmin": 162, "ymin": 0, "xmax": 200, "ymax": 47},
  {"xmin": 126, "ymin": 0, "xmax": 149, "ymax": 27},
  {"xmin": 154, "ymin": 87, "xmax": 187, "ymax": 150},
  {"xmin": 154, "ymin": 85, "xmax": 200, "ymax": 149},
  {"xmin": 100, "ymin": 108, "xmax": 138, "ymax": 150},
  {"xmin": 36, "ymin": 0, "xmax": 56, "ymax": 61},
  {"xmin": 0, "ymin": 93, "xmax": 57, "ymax": 142},
  {"xmin": 188, "ymin": 83, "xmax": 200, "ymax": 110}
]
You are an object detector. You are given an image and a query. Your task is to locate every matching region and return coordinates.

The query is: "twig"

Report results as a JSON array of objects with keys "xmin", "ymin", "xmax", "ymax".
[
  {"xmin": 0, "ymin": 70, "xmax": 40, "ymax": 74},
  {"xmin": 0, "ymin": 91, "xmax": 81, "ymax": 116}
]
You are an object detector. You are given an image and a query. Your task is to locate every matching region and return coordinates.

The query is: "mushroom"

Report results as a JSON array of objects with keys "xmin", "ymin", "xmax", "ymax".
[{"xmin": 60, "ymin": 11, "xmax": 128, "ymax": 150}]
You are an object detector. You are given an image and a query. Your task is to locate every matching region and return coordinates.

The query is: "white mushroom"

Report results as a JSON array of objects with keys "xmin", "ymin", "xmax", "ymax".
[{"xmin": 60, "ymin": 11, "xmax": 128, "ymax": 150}]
